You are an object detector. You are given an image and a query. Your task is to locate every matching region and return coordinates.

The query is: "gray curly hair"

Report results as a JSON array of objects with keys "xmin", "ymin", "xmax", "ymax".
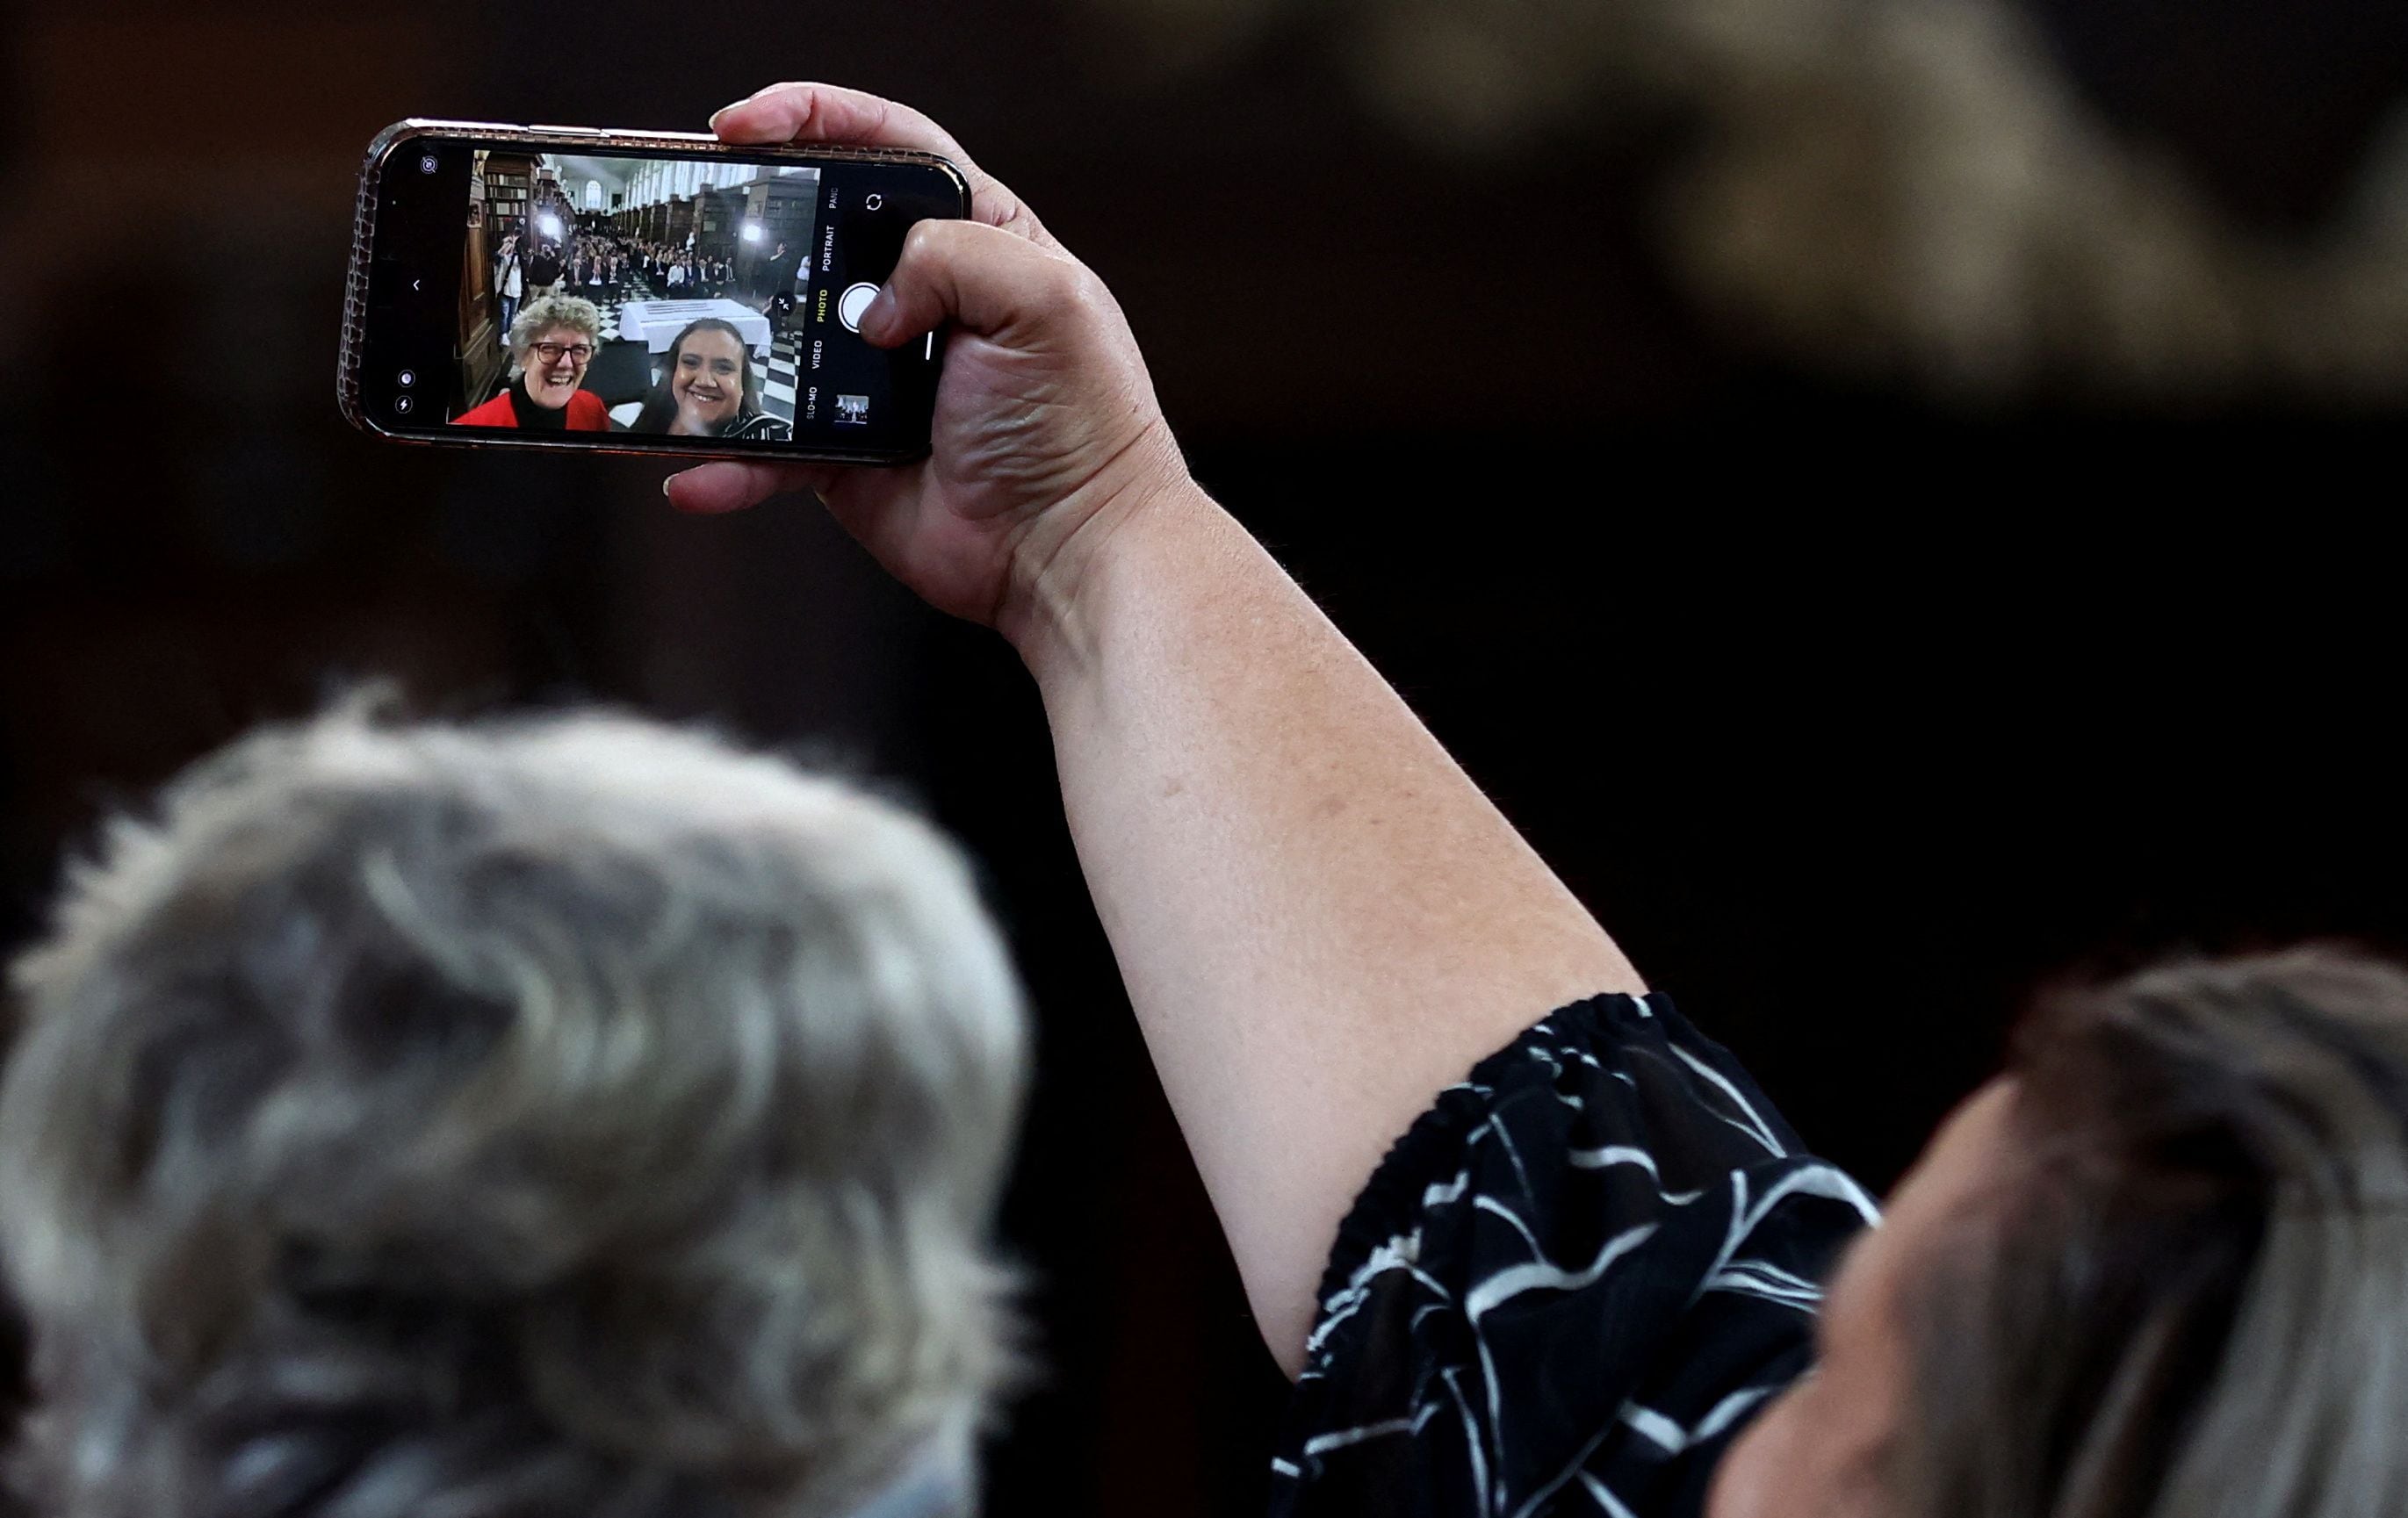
[
  {"xmin": 506, "ymin": 293, "xmax": 608, "ymax": 376},
  {"xmin": 0, "ymin": 702, "xmax": 1029, "ymax": 1518}
]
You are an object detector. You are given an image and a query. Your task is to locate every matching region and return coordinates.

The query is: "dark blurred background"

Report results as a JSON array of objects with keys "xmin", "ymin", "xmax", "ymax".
[{"xmin": 3, "ymin": 0, "xmax": 2406, "ymax": 1513}]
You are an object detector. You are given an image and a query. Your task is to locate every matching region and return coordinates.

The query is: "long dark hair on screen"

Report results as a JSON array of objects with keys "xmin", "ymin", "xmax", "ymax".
[{"xmin": 632, "ymin": 318, "xmax": 765, "ymax": 435}]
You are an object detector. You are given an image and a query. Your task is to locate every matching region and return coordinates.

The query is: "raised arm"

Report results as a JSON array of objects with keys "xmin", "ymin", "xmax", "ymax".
[
  {"xmin": 673, "ymin": 84, "xmax": 1642, "ymax": 1375},
  {"xmin": 1015, "ymin": 479, "xmax": 1643, "ymax": 1371}
]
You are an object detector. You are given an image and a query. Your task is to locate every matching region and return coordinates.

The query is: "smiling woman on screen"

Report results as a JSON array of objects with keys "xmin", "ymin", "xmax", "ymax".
[
  {"xmin": 632, "ymin": 317, "xmax": 792, "ymax": 442},
  {"xmin": 453, "ymin": 294, "xmax": 611, "ymax": 431}
]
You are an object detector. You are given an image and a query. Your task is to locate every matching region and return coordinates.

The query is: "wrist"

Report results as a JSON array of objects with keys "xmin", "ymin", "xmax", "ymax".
[{"xmin": 997, "ymin": 424, "xmax": 1215, "ymax": 685}]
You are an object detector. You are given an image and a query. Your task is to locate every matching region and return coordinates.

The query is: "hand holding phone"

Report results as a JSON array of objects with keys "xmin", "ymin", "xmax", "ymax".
[{"xmin": 664, "ymin": 84, "xmax": 1188, "ymax": 637}]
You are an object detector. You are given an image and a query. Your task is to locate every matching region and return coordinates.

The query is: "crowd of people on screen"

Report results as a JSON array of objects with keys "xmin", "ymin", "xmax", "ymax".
[{"xmin": 492, "ymin": 231, "xmax": 762, "ymax": 332}]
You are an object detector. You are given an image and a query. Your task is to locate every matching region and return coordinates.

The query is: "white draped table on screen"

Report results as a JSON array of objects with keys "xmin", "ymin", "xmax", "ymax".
[{"xmin": 616, "ymin": 300, "xmax": 774, "ymax": 358}]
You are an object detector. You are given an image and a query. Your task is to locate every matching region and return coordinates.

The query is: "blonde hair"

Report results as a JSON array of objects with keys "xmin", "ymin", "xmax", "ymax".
[
  {"xmin": 505, "ymin": 293, "xmax": 607, "ymax": 376},
  {"xmin": 1895, "ymin": 946, "xmax": 2408, "ymax": 1518},
  {"xmin": 0, "ymin": 700, "xmax": 1029, "ymax": 1518}
]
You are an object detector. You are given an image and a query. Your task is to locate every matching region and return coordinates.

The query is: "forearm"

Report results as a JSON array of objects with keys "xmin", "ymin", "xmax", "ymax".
[{"xmin": 1012, "ymin": 480, "xmax": 1642, "ymax": 1375}]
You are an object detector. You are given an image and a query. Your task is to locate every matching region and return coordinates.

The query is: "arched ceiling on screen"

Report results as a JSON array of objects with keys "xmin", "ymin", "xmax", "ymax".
[{"xmin": 1083, "ymin": 0, "xmax": 2408, "ymax": 404}]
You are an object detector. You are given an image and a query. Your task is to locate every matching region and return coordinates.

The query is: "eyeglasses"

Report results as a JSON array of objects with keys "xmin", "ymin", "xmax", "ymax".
[{"xmin": 532, "ymin": 342, "xmax": 595, "ymax": 364}]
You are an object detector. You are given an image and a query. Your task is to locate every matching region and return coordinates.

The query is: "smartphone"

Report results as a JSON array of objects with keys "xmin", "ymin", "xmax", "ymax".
[{"xmin": 341, "ymin": 119, "xmax": 969, "ymax": 464}]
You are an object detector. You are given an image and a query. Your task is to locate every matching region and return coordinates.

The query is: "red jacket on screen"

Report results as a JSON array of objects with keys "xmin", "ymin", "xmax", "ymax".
[{"xmin": 453, "ymin": 388, "xmax": 610, "ymax": 430}]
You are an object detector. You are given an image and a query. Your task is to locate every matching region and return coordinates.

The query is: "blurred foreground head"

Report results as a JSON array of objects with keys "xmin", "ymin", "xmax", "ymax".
[
  {"xmin": 0, "ymin": 704, "xmax": 1030, "ymax": 1518},
  {"xmin": 1905, "ymin": 948, "xmax": 2408, "ymax": 1515},
  {"xmin": 1718, "ymin": 946, "xmax": 2408, "ymax": 1518}
]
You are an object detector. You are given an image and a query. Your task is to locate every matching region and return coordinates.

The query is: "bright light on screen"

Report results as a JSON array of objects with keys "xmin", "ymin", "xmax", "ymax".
[
  {"xmin": 539, "ymin": 213, "xmax": 563, "ymax": 239},
  {"xmin": 741, "ymin": 223, "xmax": 764, "ymax": 243}
]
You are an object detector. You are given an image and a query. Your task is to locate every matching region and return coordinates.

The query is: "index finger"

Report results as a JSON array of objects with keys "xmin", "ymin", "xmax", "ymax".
[{"xmin": 710, "ymin": 82, "xmax": 1054, "ymax": 249}]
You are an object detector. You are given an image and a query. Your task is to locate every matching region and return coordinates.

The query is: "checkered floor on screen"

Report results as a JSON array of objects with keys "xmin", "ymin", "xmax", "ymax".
[{"xmin": 762, "ymin": 329, "xmax": 802, "ymax": 425}]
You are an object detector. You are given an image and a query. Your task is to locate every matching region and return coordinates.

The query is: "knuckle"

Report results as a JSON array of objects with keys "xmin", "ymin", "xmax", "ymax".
[
  {"xmin": 982, "ymin": 186, "xmax": 1025, "ymax": 225},
  {"xmin": 1055, "ymin": 263, "xmax": 1108, "ymax": 316},
  {"xmin": 901, "ymin": 219, "xmax": 947, "ymax": 264}
]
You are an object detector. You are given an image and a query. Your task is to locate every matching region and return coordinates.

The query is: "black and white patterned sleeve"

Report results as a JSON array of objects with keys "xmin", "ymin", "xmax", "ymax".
[{"xmin": 1267, "ymin": 993, "xmax": 1878, "ymax": 1518}]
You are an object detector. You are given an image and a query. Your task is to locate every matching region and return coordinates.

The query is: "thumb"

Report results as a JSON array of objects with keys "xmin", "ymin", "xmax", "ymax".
[{"xmin": 857, "ymin": 218, "xmax": 1099, "ymax": 349}]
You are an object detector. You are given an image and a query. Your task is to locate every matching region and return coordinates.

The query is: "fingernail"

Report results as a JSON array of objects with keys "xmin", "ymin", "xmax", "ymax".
[
  {"xmin": 662, "ymin": 472, "xmax": 680, "ymax": 496},
  {"xmin": 710, "ymin": 83, "xmax": 776, "ymax": 127}
]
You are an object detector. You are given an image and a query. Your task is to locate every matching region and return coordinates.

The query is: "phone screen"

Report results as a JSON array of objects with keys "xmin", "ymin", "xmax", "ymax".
[{"xmin": 352, "ymin": 132, "xmax": 964, "ymax": 461}]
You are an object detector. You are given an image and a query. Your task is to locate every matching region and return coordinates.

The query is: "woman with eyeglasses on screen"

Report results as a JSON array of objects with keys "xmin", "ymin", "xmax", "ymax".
[{"xmin": 453, "ymin": 295, "xmax": 612, "ymax": 431}]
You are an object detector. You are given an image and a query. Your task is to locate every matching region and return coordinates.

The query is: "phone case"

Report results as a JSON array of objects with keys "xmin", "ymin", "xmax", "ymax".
[{"xmin": 339, "ymin": 119, "xmax": 967, "ymax": 462}]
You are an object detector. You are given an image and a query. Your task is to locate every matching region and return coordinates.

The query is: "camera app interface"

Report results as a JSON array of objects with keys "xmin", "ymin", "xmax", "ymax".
[{"xmin": 447, "ymin": 148, "xmax": 912, "ymax": 443}]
